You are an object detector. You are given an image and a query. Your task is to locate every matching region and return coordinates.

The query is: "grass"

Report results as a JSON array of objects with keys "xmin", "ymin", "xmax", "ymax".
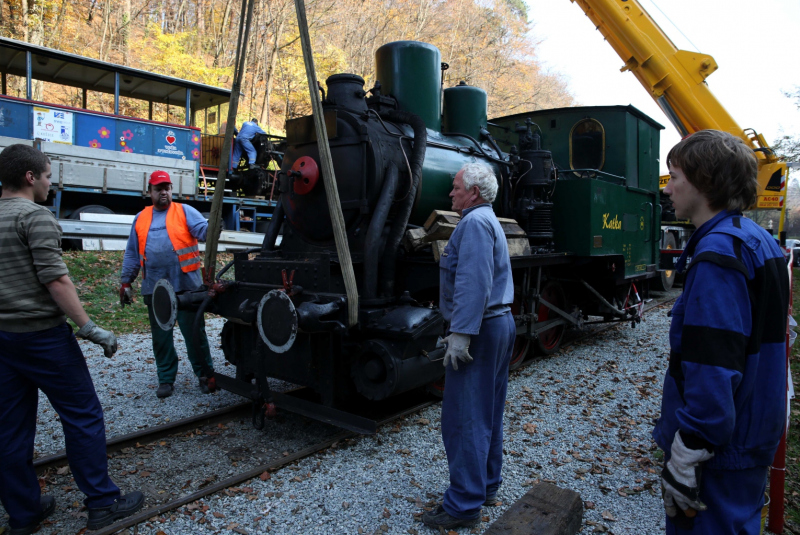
[
  {"xmin": 63, "ymin": 250, "xmax": 234, "ymax": 335},
  {"xmin": 784, "ymin": 271, "xmax": 800, "ymax": 533}
]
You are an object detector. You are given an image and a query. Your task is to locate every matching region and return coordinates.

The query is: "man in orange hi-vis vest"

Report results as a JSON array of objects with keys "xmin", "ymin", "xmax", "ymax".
[{"xmin": 119, "ymin": 171, "xmax": 215, "ymax": 399}]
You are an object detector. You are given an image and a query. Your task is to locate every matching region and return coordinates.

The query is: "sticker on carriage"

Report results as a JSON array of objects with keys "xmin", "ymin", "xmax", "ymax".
[
  {"xmin": 154, "ymin": 127, "xmax": 187, "ymax": 159},
  {"xmin": 32, "ymin": 106, "xmax": 73, "ymax": 144}
]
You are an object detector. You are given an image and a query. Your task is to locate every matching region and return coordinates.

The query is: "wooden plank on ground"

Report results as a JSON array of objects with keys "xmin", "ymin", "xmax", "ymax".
[
  {"xmin": 423, "ymin": 210, "xmax": 461, "ymax": 230},
  {"xmin": 483, "ymin": 482, "xmax": 583, "ymax": 535}
]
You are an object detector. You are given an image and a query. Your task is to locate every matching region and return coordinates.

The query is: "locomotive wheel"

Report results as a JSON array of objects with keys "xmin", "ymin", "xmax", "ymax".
[
  {"xmin": 653, "ymin": 232, "xmax": 677, "ymax": 291},
  {"xmin": 425, "ymin": 376, "xmax": 445, "ymax": 399},
  {"xmin": 509, "ymin": 338, "xmax": 531, "ymax": 371},
  {"xmin": 508, "ymin": 295, "xmax": 530, "ymax": 371},
  {"xmin": 535, "ymin": 281, "xmax": 566, "ymax": 355}
]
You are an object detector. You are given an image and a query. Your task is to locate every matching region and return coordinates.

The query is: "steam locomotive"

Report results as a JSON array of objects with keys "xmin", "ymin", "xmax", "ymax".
[{"xmin": 152, "ymin": 41, "xmax": 664, "ymax": 433}]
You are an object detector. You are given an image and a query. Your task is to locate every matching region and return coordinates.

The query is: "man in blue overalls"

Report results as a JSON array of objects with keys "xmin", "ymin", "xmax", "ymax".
[
  {"xmin": 655, "ymin": 130, "xmax": 789, "ymax": 534},
  {"xmin": 423, "ymin": 163, "xmax": 516, "ymax": 530},
  {"xmin": 231, "ymin": 118, "xmax": 266, "ymax": 169}
]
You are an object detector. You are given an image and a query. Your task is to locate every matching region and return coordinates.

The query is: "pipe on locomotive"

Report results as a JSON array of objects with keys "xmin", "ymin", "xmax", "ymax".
[
  {"xmin": 261, "ymin": 195, "xmax": 285, "ymax": 252},
  {"xmin": 378, "ymin": 109, "xmax": 427, "ymax": 298},
  {"xmin": 363, "ymin": 163, "xmax": 399, "ymax": 301}
]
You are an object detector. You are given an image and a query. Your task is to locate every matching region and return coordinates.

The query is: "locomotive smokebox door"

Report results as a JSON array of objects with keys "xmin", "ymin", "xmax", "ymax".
[
  {"xmin": 152, "ymin": 279, "xmax": 178, "ymax": 331},
  {"xmin": 291, "ymin": 156, "xmax": 320, "ymax": 195},
  {"xmin": 257, "ymin": 290, "xmax": 298, "ymax": 353}
]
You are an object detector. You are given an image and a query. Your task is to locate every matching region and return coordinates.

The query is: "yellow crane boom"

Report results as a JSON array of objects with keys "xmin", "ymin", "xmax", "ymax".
[{"xmin": 570, "ymin": 0, "xmax": 787, "ymax": 210}]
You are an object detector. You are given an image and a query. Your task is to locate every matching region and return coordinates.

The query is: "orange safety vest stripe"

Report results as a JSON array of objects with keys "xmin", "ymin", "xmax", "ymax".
[{"xmin": 135, "ymin": 203, "xmax": 202, "ymax": 275}]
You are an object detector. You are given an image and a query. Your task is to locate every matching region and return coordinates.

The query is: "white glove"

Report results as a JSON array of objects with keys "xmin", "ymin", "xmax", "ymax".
[
  {"xmin": 437, "ymin": 332, "xmax": 472, "ymax": 370},
  {"xmin": 76, "ymin": 320, "xmax": 118, "ymax": 358},
  {"xmin": 661, "ymin": 431, "xmax": 714, "ymax": 517}
]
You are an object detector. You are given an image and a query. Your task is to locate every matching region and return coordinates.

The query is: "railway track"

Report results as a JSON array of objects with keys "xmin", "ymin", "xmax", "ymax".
[{"xmin": 29, "ymin": 289, "xmax": 678, "ymax": 534}]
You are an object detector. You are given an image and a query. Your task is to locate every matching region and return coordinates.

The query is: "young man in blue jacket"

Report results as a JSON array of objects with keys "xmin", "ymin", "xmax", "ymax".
[{"xmin": 655, "ymin": 130, "xmax": 790, "ymax": 534}]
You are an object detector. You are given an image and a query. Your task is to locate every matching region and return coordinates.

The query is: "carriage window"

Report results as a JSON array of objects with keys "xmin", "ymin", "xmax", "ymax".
[{"xmin": 569, "ymin": 118, "xmax": 605, "ymax": 175}]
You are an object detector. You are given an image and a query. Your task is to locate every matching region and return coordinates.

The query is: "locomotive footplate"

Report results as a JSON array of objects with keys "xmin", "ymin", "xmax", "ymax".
[
  {"xmin": 509, "ymin": 252, "xmax": 574, "ymax": 269},
  {"xmin": 211, "ymin": 372, "xmax": 432, "ymax": 434}
]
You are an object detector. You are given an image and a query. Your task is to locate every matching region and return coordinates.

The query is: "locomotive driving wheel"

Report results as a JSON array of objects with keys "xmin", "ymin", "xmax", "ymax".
[
  {"xmin": 509, "ymin": 295, "xmax": 530, "ymax": 371},
  {"xmin": 535, "ymin": 280, "xmax": 566, "ymax": 355}
]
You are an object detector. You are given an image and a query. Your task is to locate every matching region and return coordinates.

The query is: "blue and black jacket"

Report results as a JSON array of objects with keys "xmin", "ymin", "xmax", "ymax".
[{"xmin": 653, "ymin": 210, "xmax": 789, "ymax": 469}]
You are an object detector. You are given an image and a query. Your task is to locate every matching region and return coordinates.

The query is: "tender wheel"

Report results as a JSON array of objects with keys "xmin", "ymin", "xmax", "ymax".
[
  {"xmin": 535, "ymin": 281, "xmax": 566, "ymax": 355},
  {"xmin": 653, "ymin": 232, "xmax": 677, "ymax": 291}
]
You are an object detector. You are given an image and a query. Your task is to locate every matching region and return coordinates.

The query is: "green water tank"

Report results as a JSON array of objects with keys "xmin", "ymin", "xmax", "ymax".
[
  {"xmin": 442, "ymin": 82, "xmax": 487, "ymax": 140},
  {"xmin": 375, "ymin": 41, "xmax": 442, "ymax": 131}
]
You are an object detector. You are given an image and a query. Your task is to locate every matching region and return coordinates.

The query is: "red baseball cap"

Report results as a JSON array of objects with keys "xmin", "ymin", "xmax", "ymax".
[{"xmin": 149, "ymin": 170, "xmax": 172, "ymax": 186}]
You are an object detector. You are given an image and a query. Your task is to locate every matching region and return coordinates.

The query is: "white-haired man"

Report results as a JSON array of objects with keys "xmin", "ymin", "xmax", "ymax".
[{"xmin": 423, "ymin": 163, "xmax": 516, "ymax": 530}]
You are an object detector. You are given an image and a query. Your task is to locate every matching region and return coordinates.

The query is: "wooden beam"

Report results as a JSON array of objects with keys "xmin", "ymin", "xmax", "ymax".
[
  {"xmin": 483, "ymin": 482, "xmax": 583, "ymax": 535},
  {"xmin": 294, "ymin": 0, "xmax": 359, "ymax": 326},
  {"xmin": 203, "ymin": 0, "xmax": 255, "ymax": 281}
]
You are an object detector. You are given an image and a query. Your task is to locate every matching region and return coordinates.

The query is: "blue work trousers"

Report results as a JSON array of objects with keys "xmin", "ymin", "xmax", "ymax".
[
  {"xmin": 665, "ymin": 465, "xmax": 767, "ymax": 535},
  {"xmin": 441, "ymin": 312, "xmax": 515, "ymax": 519},
  {"xmin": 0, "ymin": 323, "xmax": 120, "ymax": 529},
  {"xmin": 231, "ymin": 137, "xmax": 257, "ymax": 168}
]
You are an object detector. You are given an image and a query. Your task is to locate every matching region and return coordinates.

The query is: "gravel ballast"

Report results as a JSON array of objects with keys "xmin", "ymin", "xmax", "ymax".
[{"xmin": 3, "ymin": 302, "xmax": 702, "ymax": 534}]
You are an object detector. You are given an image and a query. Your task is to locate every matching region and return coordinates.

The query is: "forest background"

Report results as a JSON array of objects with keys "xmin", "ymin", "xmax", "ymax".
[
  {"xmin": 0, "ymin": 0, "xmax": 575, "ymax": 132},
  {"xmin": 2, "ymin": 0, "xmax": 800, "ymax": 234}
]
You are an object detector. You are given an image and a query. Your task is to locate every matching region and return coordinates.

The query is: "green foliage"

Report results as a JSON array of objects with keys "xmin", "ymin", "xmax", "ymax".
[
  {"xmin": 64, "ymin": 251, "xmax": 150, "ymax": 335},
  {"xmin": 63, "ymin": 250, "xmax": 234, "ymax": 336},
  {"xmin": 505, "ymin": 0, "xmax": 528, "ymax": 20}
]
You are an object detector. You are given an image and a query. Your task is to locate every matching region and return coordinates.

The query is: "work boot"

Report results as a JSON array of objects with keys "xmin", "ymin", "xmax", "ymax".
[
  {"xmin": 484, "ymin": 494, "xmax": 501, "ymax": 506},
  {"xmin": 198, "ymin": 377, "xmax": 210, "ymax": 394},
  {"xmin": 156, "ymin": 383, "xmax": 173, "ymax": 398},
  {"xmin": 9, "ymin": 496, "xmax": 55, "ymax": 535},
  {"xmin": 422, "ymin": 505, "xmax": 480, "ymax": 530},
  {"xmin": 86, "ymin": 491, "xmax": 145, "ymax": 530}
]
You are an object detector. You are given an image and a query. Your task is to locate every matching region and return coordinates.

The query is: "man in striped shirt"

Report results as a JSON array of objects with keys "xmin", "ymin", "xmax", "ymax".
[{"xmin": 0, "ymin": 144, "xmax": 143, "ymax": 534}]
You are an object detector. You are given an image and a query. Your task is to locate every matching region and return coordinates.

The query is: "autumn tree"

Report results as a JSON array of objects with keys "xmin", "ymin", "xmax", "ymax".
[{"xmin": 0, "ymin": 0, "xmax": 575, "ymax": 133}]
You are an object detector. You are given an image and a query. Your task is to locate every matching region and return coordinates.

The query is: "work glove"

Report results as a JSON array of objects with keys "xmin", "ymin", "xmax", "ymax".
[
  {"xmin": 76, "ymin": 320, "xmax": 118, "ymax": 358},
  {"xmin": 437, "ymin": 332, "xmax": 472, "ymax": 370},
  {"xmin": 119, "ymin": 283, "xmax": 133, "ymax": 307},
  {"xmin": 661, "ymin": 431, "xmax": 714, "ymax": 519}
]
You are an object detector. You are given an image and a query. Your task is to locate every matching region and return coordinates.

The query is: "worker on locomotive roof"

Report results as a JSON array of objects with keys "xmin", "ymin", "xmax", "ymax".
[
  {"xmin": 655, "ymin": 130, "xmax": 789, "ymax": 534},
  {"xmin": 0, "ymin": 144, "xmax": 144, "ymax": 534},
  {"xmin": 422, "ymin": 163, "xmax": 515, "ymax": 530},
  {"xmin": 231, "ymin": 117, "xmax": 266, "ymax": 170},
  {"xmin": 119, "ymin": 170, "xmax": 215, "ymax": 399}
]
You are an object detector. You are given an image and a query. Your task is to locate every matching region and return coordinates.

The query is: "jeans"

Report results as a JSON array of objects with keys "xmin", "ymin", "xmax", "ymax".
[{"xmin": 0, "ymin": 323, "xmax": 120, "ymax": 528}]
